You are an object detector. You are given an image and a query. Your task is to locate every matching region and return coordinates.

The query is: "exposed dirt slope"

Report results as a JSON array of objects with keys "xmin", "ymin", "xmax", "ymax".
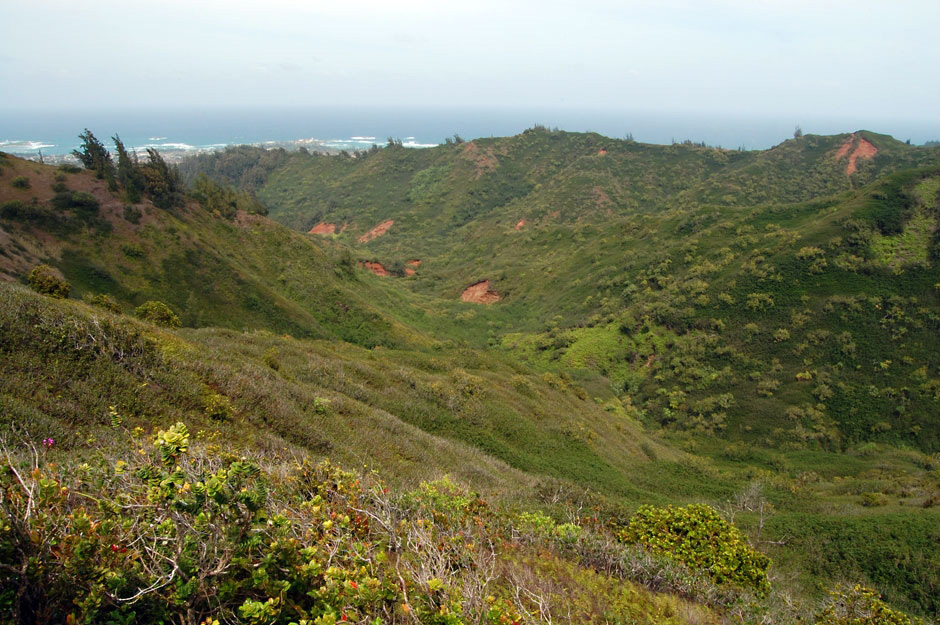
[
  {"xmin": 358, "ymin": 219, "xmax": 394, "ymax": 243},
  {"xmin": 461, "ymin": 280, "xmax": 501, "ymax": 304}
]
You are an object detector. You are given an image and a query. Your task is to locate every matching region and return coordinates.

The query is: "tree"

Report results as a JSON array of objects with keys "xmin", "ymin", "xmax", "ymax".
[
  {"xmin": 72, "ymin": 129, "xmax": 117, "ymax": 190},
  {"xmin": 112, "ymin": 135, "xmax": 143, "ymax": 203},
  {"xmin": 140, "ymin": 148, "xmax": 182, "ymax": 209},
  {"xmin": 794, "ymin": 125, "xmax": 803, "ymax": 139}
]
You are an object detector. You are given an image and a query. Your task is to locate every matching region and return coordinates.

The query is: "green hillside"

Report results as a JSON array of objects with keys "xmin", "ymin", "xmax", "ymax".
[
  {"xmin": 234, "ymin": 129, "xmax": 940, "ymax": 452},
  {"xmin": 3, "ymin": 128, "xmax": 940, "ymax": 624},
  {"xmin": 0, "ymin": 151, "xmax": 421, "ymax": 348}
]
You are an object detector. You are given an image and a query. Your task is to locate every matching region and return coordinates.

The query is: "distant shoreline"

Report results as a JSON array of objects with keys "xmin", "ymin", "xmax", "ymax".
[{"xmin": 2, "ymin": 136, "xmax": 440, "ymax": 165}]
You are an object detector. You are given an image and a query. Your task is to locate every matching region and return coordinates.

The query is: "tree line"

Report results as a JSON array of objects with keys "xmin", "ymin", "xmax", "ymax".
[{"xmin": 72, "ymin": 129, "xmax": 183, "ymax": 209}]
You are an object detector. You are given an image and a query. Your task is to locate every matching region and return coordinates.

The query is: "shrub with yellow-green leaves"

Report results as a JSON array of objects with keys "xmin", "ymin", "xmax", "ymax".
[
  {"xmin": 27, "ymin": 264, "xmax": 71, "ymax": 299},
  {"xmin": 814, "ymin": 584, "xmax": 921, "ymax": 625},
  {"xmin": 0, "ymin": 425, "xmax": 527, "ymax": 625},
  {"xmin": 134, "ymin": 300, "xmax": 181, "ymax": 327},
  {"xmin": 618, "ymin": 504, "xmax": 771, "ymax": 596}
]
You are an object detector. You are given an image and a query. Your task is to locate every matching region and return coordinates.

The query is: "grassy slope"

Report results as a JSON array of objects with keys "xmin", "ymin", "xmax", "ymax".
[
  {"xmin": 0, "ymin": 281, "xmax": 681, "ymax": 505},
  {"xmin": 0, "ymin": 152, "xmax": 424, "ymax": 348},
  {"xmin": 251, "ymin": 131, "xmax": 940, "ymax": 452},
  {"xmin": 3, "ymin": 281, "xmax": 938, "ymax": 619}
]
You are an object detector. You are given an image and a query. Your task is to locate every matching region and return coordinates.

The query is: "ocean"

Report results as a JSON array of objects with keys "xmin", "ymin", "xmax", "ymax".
[{"xmin": 1, "ymin": 106, "xmax": 938, "ymax": 157}]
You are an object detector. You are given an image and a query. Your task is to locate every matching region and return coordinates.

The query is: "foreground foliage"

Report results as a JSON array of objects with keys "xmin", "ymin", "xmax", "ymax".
[{"xmin": 0, "ymin": 422, "xmax": 735, "ymax": 625}]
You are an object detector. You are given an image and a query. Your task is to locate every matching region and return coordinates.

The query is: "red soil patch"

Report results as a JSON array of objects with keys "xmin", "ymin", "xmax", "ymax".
[
  {"xmin": 406, "ymin": 259, "xmax": 421, "ymax": 267},
  {"xmin": 360, "ymin": 261, "xmax": 390, "ymax": 276},
  {"xmin": 515, "ymin": 219, "xmax": 526, "ymax": 230},
  {"xmin": 404, "ymin": 268, "xmax": 416, "ymax": 276},
  {"xmin": 834, "ymin": 135, "xmax": 854, "ymax": 160},
  {"xmin": 357, "ymin": 219, "xmax": 394, "ymax": 243},
  {"xmin": 846, "ymin": 138, "xmax": 877, "ymax": 175},
  {"xmin": 461, "ymin": 280, "xmax": 501, "ymax": 304},
  {"xmin": 598, "ymin": 148, "xmax": 608, "ymax": 156},
  {"xmin": 833, "ymin": 134, "xmax": 879, "ymax": 176},
  {"xmin": 308, "ymin": 222, "xmax": 337, "ymax": 235}
]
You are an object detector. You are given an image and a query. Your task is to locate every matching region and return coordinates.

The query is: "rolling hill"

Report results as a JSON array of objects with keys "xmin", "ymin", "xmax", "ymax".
[{"xmin": 3, "ymin": 127, "xmax": 940, "ymax": 623}]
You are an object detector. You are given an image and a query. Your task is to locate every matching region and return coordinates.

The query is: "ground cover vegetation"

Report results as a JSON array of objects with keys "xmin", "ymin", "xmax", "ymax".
[{"xmin": 1, "ymin": 127, "xmax": 939, "ymax": 623}]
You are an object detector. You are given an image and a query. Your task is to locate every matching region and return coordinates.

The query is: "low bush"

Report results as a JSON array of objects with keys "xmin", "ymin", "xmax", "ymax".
[
  {"xmin": 85, "ymin": 293, "xmax": 122, "ymax": 313},
  {"xmin": 27, "ymin": 264, "xmax": 70, "ymax": 299},
  {"xmin": 814, "ymin": 584, "xmax": 921, "ymax": 625},
  {"xmin": 134, "ymin": 300, "xmax": 181, "ymax": 327},
  {"xmin": 618, "ymin": 503, "xmax": 771, "ymax": 596},
  {"xmin": 51, "ymin": 190, "xmax": 100, "ymax": 216}
]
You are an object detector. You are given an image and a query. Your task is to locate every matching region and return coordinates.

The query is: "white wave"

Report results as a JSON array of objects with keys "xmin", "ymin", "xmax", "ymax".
[
  {"xmin": 351, "ymin": 136, "xmax": 376, "ymax": 141},
  {"xmin": 132, "ymin": 142, "xmax": 196, "ymax": 151},
  {"xmin": 402, "ymin": 140, "xmax": 438, "ymax": 148},
  {"xmin": 0, "ymin": 140, "xmax": 55, "ymax": 151},
  {"xmin": 148, "ymin": 136, "xmax": 167, "ymax": 141}
]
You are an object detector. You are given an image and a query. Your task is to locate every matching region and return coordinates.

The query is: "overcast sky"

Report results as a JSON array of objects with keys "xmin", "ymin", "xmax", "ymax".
[{"xmin": 1, "ymin": 0, "xmax": 938, "ymax": 123}]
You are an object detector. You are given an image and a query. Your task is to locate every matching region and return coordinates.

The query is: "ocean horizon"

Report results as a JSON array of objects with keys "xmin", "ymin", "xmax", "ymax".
[{"xmin": 1, "ymin": 106, "xmax": 938, "ymax": 157}]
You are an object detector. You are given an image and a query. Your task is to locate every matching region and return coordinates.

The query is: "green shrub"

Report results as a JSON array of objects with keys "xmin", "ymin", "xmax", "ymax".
[
  {"xmin": 814, "ymin": 584, "xmax": 921, "ymax": 625},
  {"xmin": 134, "ymin": 300, "xmax": 181, "ymax": 327},
  {"xmin": 0, "ymin": 200, "xmax": 25, "ymax": 219},
  {"xmin": 313, "ymin": 396, "xmax": 331, "ymax": 414},
  {"xmin": 57, "ymin": 163, "xmax": 82, "ymax": 174},
  {"xmin": 262, "ymin": 347, "xmax": 280, "ymax": 370},
  {"xmin": 85, "ymin": 293, "xmax": 122, "ymax": 313},
  {"xmin": 51, "ymin": 190, "xmax": 100, "ymax": 216},
  {"xmin": 860, "ymin": 492, "xmax": 888, "ymax": 507},
  {"xmin": 123, "ymin": 205, "xmax": 142, "ymax": 224},
  {"xmin": 10, "ymin": 175, "xmax": 30, "ymax": 189},
  {"xmin": 204, "ymin": 391, "xmax": 234, "ymax": 421},
  {"xmin": 27, "ymin": 264, "xmax": 70, "ymax": 299},
  {"xmin": 619, "ymin": 503, "xmax": 771, "ymax": 595},
  {"xmin": 0, "ymin": 433, "xmax": 523, "ymax": 625},
  {"xmin": 120, "ymin": 243, "xmax": 145, "ymax": 258}
]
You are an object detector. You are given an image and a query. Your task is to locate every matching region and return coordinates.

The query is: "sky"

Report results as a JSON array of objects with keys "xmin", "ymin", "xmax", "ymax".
[{"xmin": 1, "ymin": 0, "xmax": 938, "ymax": 125}]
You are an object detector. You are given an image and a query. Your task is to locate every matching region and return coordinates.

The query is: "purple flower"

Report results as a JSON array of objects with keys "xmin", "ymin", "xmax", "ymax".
[{"xmin": 42, "ymin": 438, "xmax": 55, "ymax": 449}]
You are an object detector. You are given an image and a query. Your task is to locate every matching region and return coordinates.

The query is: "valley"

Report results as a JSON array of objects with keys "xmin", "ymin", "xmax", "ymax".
[{"xmin": 1, "ymin": 128, "xmax": 939, "ymax": 624}]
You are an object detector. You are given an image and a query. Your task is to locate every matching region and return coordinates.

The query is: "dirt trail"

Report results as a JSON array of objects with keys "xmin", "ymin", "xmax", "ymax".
[
  {"xmin": 515, "ymin": 219, "xmax": 526, "ymax": 230},
  {"xmin": 358, "ymin": 220, "xmax": 394, "ymax": 243},
  {"xmin": 406, "ymin": 259, "xmax": 421, "ymax": 267},
  {"xmin": 461, "ymin": 280, "xmax": 501, "ymax": 304}
]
